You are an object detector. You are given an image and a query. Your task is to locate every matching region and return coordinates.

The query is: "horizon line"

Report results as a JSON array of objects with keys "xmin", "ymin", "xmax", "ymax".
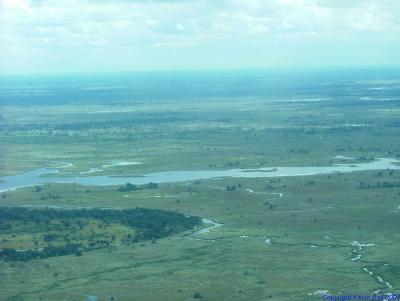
[{"xmin": 1, "ymin": 64, "xmax": 400, "ymax": 77}]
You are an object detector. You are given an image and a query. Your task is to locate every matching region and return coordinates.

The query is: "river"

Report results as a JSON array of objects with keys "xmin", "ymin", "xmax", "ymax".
[{"xmin": 1, "ymin": 158, "xmax": 399, "ymax": 192}]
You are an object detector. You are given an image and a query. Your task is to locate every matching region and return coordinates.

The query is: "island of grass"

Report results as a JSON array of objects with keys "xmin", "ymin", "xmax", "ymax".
[{"xmin": 0, "ymin": 207, "xmax": 202, "ymax": 261}]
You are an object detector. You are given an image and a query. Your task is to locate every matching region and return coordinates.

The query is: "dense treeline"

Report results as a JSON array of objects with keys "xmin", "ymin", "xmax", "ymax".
[
  {"xmin": 1, "ymin": 244, "xmax": 82, "ymax": 261},
  {"xmin": 3, "ymin": 113, "xmax": 191, "ymax": 132},
  {"xmin": 117, "ymin": 182, "xmax": 158, "ymax": 192},
  {"xmin": 358, "ymin": 181, "xmax": 400, "ymax": 189},
  {"xmin": 0, "ymin": 207, "xmax": 201, "ymax": 261}
]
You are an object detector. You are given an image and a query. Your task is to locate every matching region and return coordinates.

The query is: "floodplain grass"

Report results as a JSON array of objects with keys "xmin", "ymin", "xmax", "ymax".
[
  {"xmin": 1, "ymin": 169, "xmax": 399, "ymax": 300},
  {"xmin": 1, "ymin": 92, "xmax": 400, "ymax": 300}
]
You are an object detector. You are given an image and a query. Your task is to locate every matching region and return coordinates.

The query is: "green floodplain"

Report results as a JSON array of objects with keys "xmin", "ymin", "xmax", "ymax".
[{"xmin": 1, "ymin": 72, "xmax": 400, "ymax": 301}]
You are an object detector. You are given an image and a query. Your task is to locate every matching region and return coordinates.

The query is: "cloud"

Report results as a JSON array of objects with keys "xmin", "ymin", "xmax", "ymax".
[
  {"xmin": 0, "ymin": 0, "xmax": 399, "ymax": 72},
  {"xmin": 1, "ymin": 0, "xmax": 399, "ymax": 45},
  {"xmin": 2, "ymin": 0, "xmax": 32, "ymax": 11}
]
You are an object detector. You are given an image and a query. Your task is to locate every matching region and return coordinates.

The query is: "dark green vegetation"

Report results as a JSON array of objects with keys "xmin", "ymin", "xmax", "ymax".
[
  {"xmin": 117, "ymin": 183, "xmax": 158, "ymax": 192},
  {"xmin": 0, "ymin": 207, "xmax": 201, "ymax": 261},
  {"xmin": 1, "ymin": 70, "xmax": 400, "ymax": 301}
]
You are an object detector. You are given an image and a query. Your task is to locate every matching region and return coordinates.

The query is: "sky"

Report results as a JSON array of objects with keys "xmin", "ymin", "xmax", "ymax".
[{"xmin": 0, "ymin": 0, "xmax": 400, "ymax": 74}]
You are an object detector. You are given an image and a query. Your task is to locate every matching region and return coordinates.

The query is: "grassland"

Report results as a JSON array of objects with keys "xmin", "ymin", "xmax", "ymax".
[{"xmin": 1, "ymin": 81, "xmax": 400, "ymax": 300}]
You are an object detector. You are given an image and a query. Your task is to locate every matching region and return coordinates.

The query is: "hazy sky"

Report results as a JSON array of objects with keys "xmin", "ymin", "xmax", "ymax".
[{"xmin": 1, "ymin": 0, "xmax": 400, "ymax": 74}]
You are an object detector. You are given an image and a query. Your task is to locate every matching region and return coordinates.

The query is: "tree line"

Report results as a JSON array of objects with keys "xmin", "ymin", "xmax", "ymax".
[{"xmin": 0, "ymin": 207, "xmax": 201, "ymax": 261}]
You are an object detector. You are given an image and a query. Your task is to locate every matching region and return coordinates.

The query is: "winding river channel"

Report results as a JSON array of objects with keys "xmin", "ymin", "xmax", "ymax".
[{"xmin": 1, "ymin": 157, "xmax": 399, "ymax": 192}]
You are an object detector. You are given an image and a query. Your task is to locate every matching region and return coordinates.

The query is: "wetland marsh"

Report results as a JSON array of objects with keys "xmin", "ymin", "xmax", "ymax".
[{"xmin": 1, "ymin": 69, "xmax": 400, "ymax": 301}]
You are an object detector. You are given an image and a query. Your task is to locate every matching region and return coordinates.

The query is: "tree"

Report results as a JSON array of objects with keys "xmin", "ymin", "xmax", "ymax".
[{"xmin": 193, "ymin": 293, "xmax": 203, "ymax": 299}]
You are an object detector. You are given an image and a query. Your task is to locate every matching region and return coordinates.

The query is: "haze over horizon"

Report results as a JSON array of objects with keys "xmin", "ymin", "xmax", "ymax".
[{"xmin": 1, "ymin": 0, "xmax": 400, "ymax": 74}]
